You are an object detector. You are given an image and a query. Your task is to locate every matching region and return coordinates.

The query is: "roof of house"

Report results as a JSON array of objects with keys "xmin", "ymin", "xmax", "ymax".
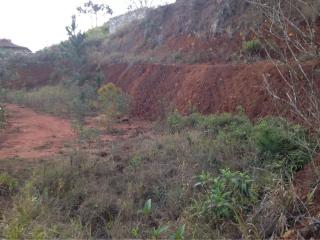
[{"xmin": 0, "ymin": 39, "xmax": 31, "ymax": 52}]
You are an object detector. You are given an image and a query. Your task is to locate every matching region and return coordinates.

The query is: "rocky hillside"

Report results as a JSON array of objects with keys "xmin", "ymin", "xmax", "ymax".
[{"xmin": 102, "ymin": 0, "xmax": 253, "ymax": 64}]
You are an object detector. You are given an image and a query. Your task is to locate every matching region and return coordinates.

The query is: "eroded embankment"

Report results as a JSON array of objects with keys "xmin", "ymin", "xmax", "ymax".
[
  {"xmin": 7, "ymin": 60, "xmax": 319, "ymax": 120},
  {"xmin": 101, "ymin": 61, "xmax": 281, "ymax": 119}
]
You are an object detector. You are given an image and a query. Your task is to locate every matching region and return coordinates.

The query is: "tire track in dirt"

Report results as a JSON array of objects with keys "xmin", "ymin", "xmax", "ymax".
[{"xmin": 0, "ymin": 104, "xmax": 75, "ymax": 160}]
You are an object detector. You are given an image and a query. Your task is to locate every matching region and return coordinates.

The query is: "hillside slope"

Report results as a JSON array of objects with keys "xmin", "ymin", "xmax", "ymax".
[{"xmin": 1, "ymin": 0, "xmax": 319, "ymax": 120}]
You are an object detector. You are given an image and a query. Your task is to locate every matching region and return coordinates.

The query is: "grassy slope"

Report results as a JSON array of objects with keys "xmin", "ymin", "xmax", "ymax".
[{"xmin": 0, "ymin": 112, "xmax": 316, "ymax": 239}]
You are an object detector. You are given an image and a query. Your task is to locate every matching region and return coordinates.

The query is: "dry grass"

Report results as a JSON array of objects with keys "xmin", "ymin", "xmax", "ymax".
[{"xmin": 0, "ymin": 112, "xmax": 318, "ymax": 239}]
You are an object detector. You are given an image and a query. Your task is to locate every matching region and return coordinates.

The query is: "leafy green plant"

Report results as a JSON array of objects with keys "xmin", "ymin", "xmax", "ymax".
[
  {"xmin": 253, "ymin": 117, "xmax": 312, "ymax": 177},
  {"xmin": 150, "ymin": 225, "xmax": 170, "ymax": 239},
  {"xmin": 131, "ymin": 226, "xmax": 140, "ymax": 238},
  {"xmin": 192, "ymin": 169, "xmax": 256, "ymax": 223},
  {"xmin": 167, "ymin": 111, "xmax": 186, "ymax": 133},
  {"xmin": 243, "ymin": 39, "xmax": 262, "ymax": 55},
  {"xmin": 142, "ymin": 198, "xmax": 152, "ymax": 216},
  {"xmin": 171, "ymin": 224, "xmax": 185, "ymax": 240}
]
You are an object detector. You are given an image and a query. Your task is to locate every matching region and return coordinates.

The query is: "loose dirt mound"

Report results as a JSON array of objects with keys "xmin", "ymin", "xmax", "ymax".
[{"xmin": 0, "ymin": 104, "xmax": 75, "ymax": 159}]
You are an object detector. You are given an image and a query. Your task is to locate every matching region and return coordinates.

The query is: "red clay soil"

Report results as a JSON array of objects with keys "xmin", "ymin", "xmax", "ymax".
[
  {"xmin": 101, "ymin": 61, "xmax": 288, "ymax": 119},
  {"xmin": 0, "ymin": 104, "xmax": 75, "ymax": 159},
  {"xmin": 7, "ymin": 59, "xmax": 319, "ymax": 121},
  {"xmin": 0, "ymin": 104, "xmax": 153, "ymax": 162},
  {"xmin": 84, "ymin": 115, "xmax": 153, "ymax": 143}
]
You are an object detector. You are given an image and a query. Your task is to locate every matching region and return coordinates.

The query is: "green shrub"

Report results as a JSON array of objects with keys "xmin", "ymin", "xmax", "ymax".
[
  {"xmin": 167, "ymin": 112, "xmax": 251, "ymax": 136},
  {"xmin": 0, "ymin": 172, "xmax": 18, "ymax": 195},
  {"xmin": 197, "ymin": 113, "xmax": 252, "ymax": 136},
  {"xmin": 167, "ymin": 112, "xmax": 186, "ymax": 133},
  {"xmin": 191, "ymin": 169, "xmax": 256, "ymax": 223},
  {"xmin": 167, "ymin": 113, "xmax": 313, "ymax": 177},
  {"xmin": 3, "ymin": 179, "xmax": 87, "ymax": 239},
  {"xmin": 85, "ymin": 25, "xmax": 109, "ymax": 46},
  {"xmin": 253, "ymin": 117, "xmax": 312, "ymax": 177},
  {"xmin": 0, "ymin": 104, "xmax": 5, "ymax": 128},
  {"xmin": 243, "ymin": 39, "xmax": 262, "ymax": 55},
  {"xmin": 98, "ymin": 83, "xmax": 130, "ymax": 126}
]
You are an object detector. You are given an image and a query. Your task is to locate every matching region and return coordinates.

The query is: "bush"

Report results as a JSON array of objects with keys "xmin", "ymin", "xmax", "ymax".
[
  {"xmin": 3, "ymin": 179, "xmax": 87, "ymax": 239},
  {"xmin": 253, "ymin": 117, "xmax": 312, "ymax": 177},
  {"xmin": 167, "ymin": 112, "xmax": 313, "ymax": 177},
  {"xmin": 191, "ymin": 169, "xmax": 256, "ymax": 223},
  {"xmin": 167, "ymin": 111, "xmax": 252, "ymax": 135},
  {"xmin": 98, "ymin": 83, "xmax": 130, "ymax": 125},
  {"xmin": 243, "ymin": 39, "xmax": 262, "ymax": 55},
  {"xmin": 0, "ymin": 172, "xmax": 18, "ymax": 196},
  {"xmin": 84, "ymin": 25, "xmax": 109, "ymax": 46},
  {"xmin": 167, "ymin": 111, "xmax": 186, "ymax": 133}
]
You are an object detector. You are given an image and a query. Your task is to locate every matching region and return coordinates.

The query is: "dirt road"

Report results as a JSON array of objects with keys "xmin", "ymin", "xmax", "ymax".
[
  {"xmin": 0, "ymin": 104, "xmax": 75, "ymax": 159},
  {"xmin": 0, "ymin": 104, "xmax": 152, "ymax": 161}
]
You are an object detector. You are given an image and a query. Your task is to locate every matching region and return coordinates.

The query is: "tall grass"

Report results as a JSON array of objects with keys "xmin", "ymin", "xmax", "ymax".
[{"xmin": 3, "ymin": 84, "xmax": 96, "ymax": 118}]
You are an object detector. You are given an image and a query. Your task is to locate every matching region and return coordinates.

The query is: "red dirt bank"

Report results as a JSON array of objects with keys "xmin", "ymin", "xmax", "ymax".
[
  {"xmin": 101, "ymin": 61, "xmax": 282, "ymax": 119},
  {"xmin": 6, "ymin": 60, "xmax": 320, "ymax": 121}
]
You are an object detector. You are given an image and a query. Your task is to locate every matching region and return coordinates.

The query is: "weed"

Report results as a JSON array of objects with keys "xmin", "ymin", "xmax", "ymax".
[
  {"xmin": 191, "ymin": 169, "xmax": 256, "ymax": 223},
  {"xmin": 4, "ymin": 84, "xmax": 95, "ymax": 118},
  {"xmin": 0, "ymin": 104, "xmax": 5, "ymax": 128},
  {"xmin": 150, "ymin": 225, "xmax": 170, "ymax": 239},
  {"xmin": 172, "ymin": 224, "xmax": 186, "ymax": 240},
  {"xmin": 131, "ymin": 226, "xmax": 140, "ymax": 238},
  {"xmin": 142, "ymin": 199, "xmax": 152, "ymax": 216},
  {"xmin": 0, "ymin": 172, "xmax": 18, "ymax": 196},
  {"xmin": 129, "ymin": 155, "xmax": 143, "ymax": 170},
  {"xmin": 243, "ymin": 39, "xmax": 262, "ymax": 55}
]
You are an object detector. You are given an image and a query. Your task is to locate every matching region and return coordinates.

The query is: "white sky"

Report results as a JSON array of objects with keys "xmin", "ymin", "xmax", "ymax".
[{"xmin": 0, "ymin": 0, "xmax": 174, "ymax": 52}]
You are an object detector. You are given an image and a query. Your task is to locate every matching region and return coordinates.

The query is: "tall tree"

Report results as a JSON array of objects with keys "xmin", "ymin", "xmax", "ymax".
[
  {"xmin": 65, "ymin": 15, "xmax": 86, "ymax": 79},
  {"xmin": 77, "ymin": 1, "xmax": 113, "ymax": 27},
  {"xmin": 65, "ymin": 15, "xmax": 85, "ymax": 54}
]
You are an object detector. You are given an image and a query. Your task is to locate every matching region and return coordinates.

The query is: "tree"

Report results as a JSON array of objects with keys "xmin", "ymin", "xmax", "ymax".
[
  {"xmin": 77, "ymin": 1, "xmax": 113, "ymax": 27},
  {"xmin": 65, "ymin": 15, "xmax": 86, "ymax": 57},
  {"xmin": 64, "ymin": 15, "xmax": 86, "ymax": 81}
]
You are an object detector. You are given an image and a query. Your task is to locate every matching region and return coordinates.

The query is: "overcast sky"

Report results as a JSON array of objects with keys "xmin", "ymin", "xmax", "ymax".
[{"xmin": 0, "ymin": 0, "xmax": 174, "ymax": 52}]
